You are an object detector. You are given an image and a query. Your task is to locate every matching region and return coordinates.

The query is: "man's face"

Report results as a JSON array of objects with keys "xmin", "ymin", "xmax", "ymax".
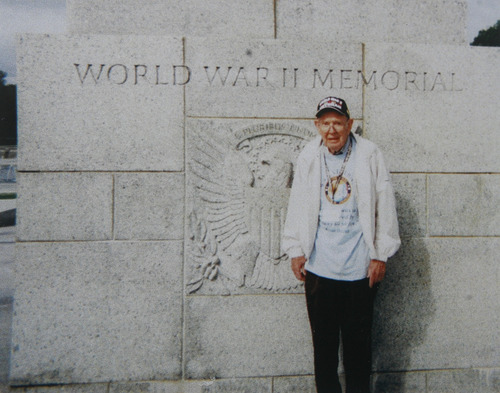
[{"xmin": 315, "ymin": 111, "xmax": 353, "ymax": 154}]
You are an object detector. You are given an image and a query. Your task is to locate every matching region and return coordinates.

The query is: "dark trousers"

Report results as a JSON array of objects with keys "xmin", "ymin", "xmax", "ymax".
[{"xmin": 305, "ymin": 272, "xmax": 377, "ymax": 393}]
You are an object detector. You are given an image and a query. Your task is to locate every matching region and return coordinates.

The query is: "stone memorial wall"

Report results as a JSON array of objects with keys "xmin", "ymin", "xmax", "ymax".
[{"xmin": 11, "ymin": 1, "xmax": 499, "ymax": 392}]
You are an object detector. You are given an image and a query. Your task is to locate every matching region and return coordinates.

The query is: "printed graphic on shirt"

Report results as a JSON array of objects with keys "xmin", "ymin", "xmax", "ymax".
[
  {"xmin": 324, "ymin": 176, "xmax": 352, "ymax": 205},
  {"xmin": 319, "ymin": 207, "xmax": 360, "ymax": 233}
]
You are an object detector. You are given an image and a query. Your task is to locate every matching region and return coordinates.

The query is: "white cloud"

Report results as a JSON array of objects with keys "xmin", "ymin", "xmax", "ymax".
[
  {"xmin": 1, "ymin": 1, "xmax": 66, "ymax": 34},
  {"xmin": 468, "ymin": 0, "xmax": 500, "ymax": 42},
  {"xmin": 0, "ymin": 0, "xmax": 66, "ymax": 83}
]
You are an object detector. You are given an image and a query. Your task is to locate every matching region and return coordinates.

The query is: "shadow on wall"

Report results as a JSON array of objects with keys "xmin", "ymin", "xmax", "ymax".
[{"xmin": 372, "ymin": 192, "xmax": 436, "ymax": 392}]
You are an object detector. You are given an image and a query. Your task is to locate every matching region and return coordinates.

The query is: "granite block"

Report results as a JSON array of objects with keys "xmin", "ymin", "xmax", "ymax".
[
  {"xmin": 391, "ymin": 174, "xmax": 427, "ymax": 237},
  {"xmin": 272, "ymin": 376, "xmax": 316, "ymax": 393},
  {"xmin": 17, "ymin": 34, "xmax": 184, "ymax": 171},
  {"xmin": 0, "ymin": 243, "xmax": 14, "ymax": 298},
  {"xmin": 11, "ymin": 241, "xmax": 183, "ymax": 385},
  {"xmin": 428, "ymin": 174, "xmax": 500, "ymax": 236},
  {"xmin": 68, "ymin": 0, "xmax": 274, "ymax": 38},
  {"xmin": 372, "ymin": 372, "xmax": 426, "ymax": 393},
  {"xmin": 0, "ymin": 303, "xmax": 13, "ymax": 384},
  {"xmin": 276, "ymin": 0, "xmax": 466, "ymax": 44},
  {"xmin": 109, "ymin": 381, "xmax": 200, "ymax": 393},
  {"xmin": 427, "ymin": 369, "xmax": 500, "ymax": 393},
  {"xmin": 373, "ymin": 238, "xmax": 500, "ymax": 372},
  {"xmin": 109, "ymin": 379, "xmax": 272, "ymax": 393},
  {"xmin": 198, "ymin": 378, "xmax": 271, "ymax": 393},
  {"xmin": 184, "ymin": 295, "xmax": 313, "ymax": 379},
  {"xmin": 21, "ymin": 385, "xmax": 108, "ymax": 393},
  {"xmin": 364, "ymin": 44, "xmax": 500, "ymax": 172},
  {"xmin": 114, "ymin": 173, "xmax": 185, "ymax": 240},
  {"xmin": 185, "ymin": 39, "xmax": 363, "ymax": 118},
  {"xmin": 17, "ymin": 173, "xmax": 112, "ymax": 241}
]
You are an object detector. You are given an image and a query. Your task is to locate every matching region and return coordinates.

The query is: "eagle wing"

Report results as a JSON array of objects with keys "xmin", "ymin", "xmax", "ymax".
[{"xmin": 189, "ymin": 128, "xmax": 252, "ymax": 252}]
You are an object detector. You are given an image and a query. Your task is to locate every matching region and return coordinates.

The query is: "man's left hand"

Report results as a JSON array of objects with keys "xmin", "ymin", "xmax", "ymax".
[{"xmin": 367, "ymin": 259, "xmax": 386, "ymax": 288}]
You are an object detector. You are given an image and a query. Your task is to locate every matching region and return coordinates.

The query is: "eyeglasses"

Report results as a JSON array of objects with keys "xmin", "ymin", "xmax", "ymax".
[{"xmin": 317, "ymin": 120, "xmax": 348, "ymax": 132}]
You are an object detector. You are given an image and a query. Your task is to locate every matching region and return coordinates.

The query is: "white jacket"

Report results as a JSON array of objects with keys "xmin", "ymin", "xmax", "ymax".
[{"xmin": 282, "ymin": 133, "xmax": 400, "ymax": 263}]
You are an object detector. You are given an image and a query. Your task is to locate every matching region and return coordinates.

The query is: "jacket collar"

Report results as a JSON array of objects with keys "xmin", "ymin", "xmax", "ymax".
[
  {"xmin": 304, "ymin": 132, "xmax": 363, "ymax": 172},
  {"xmin": 311, "ymin": 132, "xmax": 360, "ymax": 154}
]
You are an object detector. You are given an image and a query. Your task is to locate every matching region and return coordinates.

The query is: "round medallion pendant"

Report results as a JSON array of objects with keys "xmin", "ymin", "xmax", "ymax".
[{"xmin": 325, "ymin": 176, "xmax": 352, "ymax": 205}]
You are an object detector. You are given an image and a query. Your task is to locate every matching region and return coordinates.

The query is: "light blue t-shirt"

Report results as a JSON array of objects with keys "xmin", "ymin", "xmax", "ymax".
[{"xmin": 306, "ymin": 136, "xmax": 371, "ymax": 281}]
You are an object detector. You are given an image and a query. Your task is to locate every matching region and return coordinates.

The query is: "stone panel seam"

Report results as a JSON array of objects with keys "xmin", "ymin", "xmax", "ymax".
[
  {"xmin": 375, "ymin": 367, "xmax": 499, "ymax": 373},
  {"xmin": 16, "ymin": 170, "xmax": 187, "ymax": 174},
  {"xmin": 426, "ymin": 173, "xmax": 429, "ymax": 237},
  {"xmin": 181, "ymin": 34, "xmax": 187, "ymax": 382},
  {"xmin": 402, "ymin": 235, "xmax": 500, "ymax": 239},
  {"xmin": 273, "ymin": 0, "xmax": 278, "ymax": 39},
  {"xmin": 392, "ymin": 172, "xmax": 500, "ymax": 175},
  {"xmin": 426, "ymin": 172, "xmax": 500, "ymax": 175},
  {"xmin": 185, "ymin": 116, "xmax": 321, "ymax": 121},
  {"xmin": 185, "ymin": 116, "xmax": 365, "ymax": 123},
  {"xmin": 15, "ymin": 239, "xmax": 186, "ymax": 244},
  {"xmin": 361, "ymin": 42, "xmax": 366, "ymax": 137},
  {"xmin": 8, "ymin": 382, "xmax": 112, "ymax": 390},
  {"xmin": 19, "ymin": 170, "xmax": 500, "ymax": 175},
  {"xmin": 111, "ymin": 174, "xmax": 115, "ymax": 240},
  {"xmin": 185, "ymin": 293, "xmax": 306, "ymax": 299},
  {"xmin": 426, "ymin": 235, "xmax": 500, "ymax": 238},
  {"xmin": 16, "ymin": 236, "xmax": 500, "ymax": 244}
]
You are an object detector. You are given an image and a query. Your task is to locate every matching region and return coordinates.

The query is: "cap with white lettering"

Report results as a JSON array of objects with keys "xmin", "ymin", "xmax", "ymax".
[{"xmin": 316, "ymin": 96, "xmax": 350, "ymax": 119}]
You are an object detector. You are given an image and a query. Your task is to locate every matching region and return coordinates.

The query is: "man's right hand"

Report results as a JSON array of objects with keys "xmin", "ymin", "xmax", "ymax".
[{"xmin": 291, "ymin": 255, "xmax": 307, "ymax": 282}]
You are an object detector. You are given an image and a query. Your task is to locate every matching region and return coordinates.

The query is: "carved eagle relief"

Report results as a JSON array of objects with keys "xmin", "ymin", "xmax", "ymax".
[{"xmin": 187, "ymin": 123, "xmax": 310, "ymax": 294}]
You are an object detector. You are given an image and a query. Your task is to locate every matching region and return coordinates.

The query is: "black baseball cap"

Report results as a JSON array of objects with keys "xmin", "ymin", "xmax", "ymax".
[{"xmin": 316, "ymin": 96, "xmax": 350, "ymax": 119}]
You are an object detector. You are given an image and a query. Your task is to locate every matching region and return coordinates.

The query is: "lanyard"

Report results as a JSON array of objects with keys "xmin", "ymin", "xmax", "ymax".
[{"xmin": 322, "ymin": 136, "xmax": 352, "ymax": 199}]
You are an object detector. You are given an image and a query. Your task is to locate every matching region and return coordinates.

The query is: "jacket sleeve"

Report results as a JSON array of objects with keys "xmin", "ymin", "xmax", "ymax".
[
  {"xmin": 282, "ymin": 154, "xmax": 308, "ymax": 259},
  {"xmin": 371, "ymin": 148, "xmax": 401, "ymax": 262}
]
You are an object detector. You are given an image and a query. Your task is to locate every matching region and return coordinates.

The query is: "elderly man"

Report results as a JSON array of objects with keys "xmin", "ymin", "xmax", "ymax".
[{"xmin": 282, "ymin": 97, "xmax": 400, "ymax": 393}]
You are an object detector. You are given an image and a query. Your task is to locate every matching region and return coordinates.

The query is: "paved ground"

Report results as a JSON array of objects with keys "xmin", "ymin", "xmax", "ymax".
[
  {"xmin": 0, "ymin": 245, "xmax": 14, "ymax": 393},
  {"xmin": 1, "ymin": 154, "xmax": 17, "ymax": 391},
  {"xmin": 0, "ymin": 239, "xmax": 14, "ymax": 392},
  {"xmin": 0, "ymin": 189, "xmax": 15, "ymax": 391}
]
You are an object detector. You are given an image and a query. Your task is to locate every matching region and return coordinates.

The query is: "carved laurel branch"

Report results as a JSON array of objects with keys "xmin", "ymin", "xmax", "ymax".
[{"xmin": 186, "ymin": 211, "xmax": 221, "ymax": 294}]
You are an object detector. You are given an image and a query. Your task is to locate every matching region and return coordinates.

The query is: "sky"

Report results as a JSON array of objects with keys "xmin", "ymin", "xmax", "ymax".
[
  {"xmin": 0, "ymin": 0, "xmax": 66, "ymax": 84},
  {"xmin": 0, "ymin": 0, "xmax": 499, "ymax": 84}
]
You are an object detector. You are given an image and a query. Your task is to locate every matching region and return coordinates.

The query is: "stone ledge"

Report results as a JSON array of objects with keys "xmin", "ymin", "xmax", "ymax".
[{"xmin": 9, "ymin": 369, "xmax": 498, "ymax": 392}]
